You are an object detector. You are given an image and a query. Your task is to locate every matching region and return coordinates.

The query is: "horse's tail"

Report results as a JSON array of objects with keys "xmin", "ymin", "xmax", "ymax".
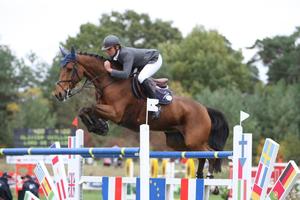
[{"xmin": 207, "ymin": 107, "xmax": 229, "ymax": 172}]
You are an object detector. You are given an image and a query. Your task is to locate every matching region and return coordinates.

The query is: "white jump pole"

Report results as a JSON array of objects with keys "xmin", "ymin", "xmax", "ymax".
[
  {"xmin": 232, "ymin": 111, "xmax": 252, "ymax": 200},
  {"xmin": 139, "ymin": 124, "xmax": 150, "ymax": 200},
  {"xmin": 68, "ymin": 129, "xmax": 84, "ymax": 200}
]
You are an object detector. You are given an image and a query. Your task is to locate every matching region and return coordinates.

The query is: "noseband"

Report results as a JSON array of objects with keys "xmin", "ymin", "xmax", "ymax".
[{"xmin": 56, "ymin": 62, "xmax": 89, "ymax": 99}]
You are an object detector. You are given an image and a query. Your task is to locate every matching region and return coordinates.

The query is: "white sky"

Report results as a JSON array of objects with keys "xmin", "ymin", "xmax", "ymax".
[{"xmin": 0, "ymin": 0, "xmax": 299, "ymax": 81}]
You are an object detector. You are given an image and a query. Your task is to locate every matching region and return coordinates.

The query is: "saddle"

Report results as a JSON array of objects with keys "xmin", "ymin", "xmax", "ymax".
[{"xmin": 131, "ymin": 74, "xmax": 173, "ymax": 105}]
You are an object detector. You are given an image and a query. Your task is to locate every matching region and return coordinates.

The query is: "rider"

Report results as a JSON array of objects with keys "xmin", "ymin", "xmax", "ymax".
[{"xmin": 101, "ymin": 34, "xmax": 162, "ymax": 119}]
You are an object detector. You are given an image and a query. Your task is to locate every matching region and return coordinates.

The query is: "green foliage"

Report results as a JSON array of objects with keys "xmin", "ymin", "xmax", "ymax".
[
  {"xmin": 195, "ymin": 87, "xmax": 260, "ymax": 152},
  {"xmin": 160, "ymin": 26, "xmax": 259, "ymax": 95},
  {"xmin": 250, "ymin": 27, "xmax": 300, "ymax": 84},
  {"xmin": 281, "ymin": 133, "xmax": 300, "ymax": 163},
  {"xmin": 249, "ymin": 82, "xmax": 300, "ymax": 141},
  {"xmin": 0, "ymin": 46, "xmax": 57, "ymax": 146},
  {"xmin": 10, "ymin": 88, "xmax": 57, "ymax": 129},
  {"xmin": 0, "ymin": 45, "xmax": 22, "ymax": 145},
  {"xmin": 64, "ymin": 10, "xmax": 182, "ymax": 53}
]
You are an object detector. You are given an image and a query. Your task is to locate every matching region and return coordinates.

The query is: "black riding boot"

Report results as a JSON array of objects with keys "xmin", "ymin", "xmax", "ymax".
[{"xmin": 142, "ymin": 78, "xmax": 161, "ymax": 119}]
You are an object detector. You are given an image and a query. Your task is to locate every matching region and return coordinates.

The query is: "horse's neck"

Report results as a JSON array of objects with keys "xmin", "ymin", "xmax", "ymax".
[{"xmin": 78, "ymin": 55, "xmax": 111, "ymax": 88}]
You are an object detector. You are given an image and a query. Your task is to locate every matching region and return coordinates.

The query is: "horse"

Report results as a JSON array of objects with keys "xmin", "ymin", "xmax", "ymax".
[{"xmin": 53, "ymin": 47, "xmax": 229, "ymax": 180}]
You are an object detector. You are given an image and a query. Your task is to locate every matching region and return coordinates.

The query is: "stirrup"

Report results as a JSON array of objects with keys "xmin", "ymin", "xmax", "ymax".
[{"xmin": 151, "ymin": 105, "xmax": 161, "ymax": 120}]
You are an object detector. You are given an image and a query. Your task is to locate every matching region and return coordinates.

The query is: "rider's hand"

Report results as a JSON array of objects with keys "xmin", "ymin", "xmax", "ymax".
[{"xmin": 104, "ymin": 61, "xmax": 113, "ymax": 73}]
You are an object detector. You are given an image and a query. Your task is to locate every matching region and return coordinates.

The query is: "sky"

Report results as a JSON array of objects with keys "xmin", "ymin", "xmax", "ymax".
[{"xmin": 0, "ymin": 0, "xmax": 299, "ymax": 81}]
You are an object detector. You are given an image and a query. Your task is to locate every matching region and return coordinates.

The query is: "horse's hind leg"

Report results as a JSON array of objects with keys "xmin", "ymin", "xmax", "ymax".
[
  {"xmin": 207, "ymin": 159, "xmax": 220, "ymax": 195},
  {"xmin": 164, "ymin": 131, "xmax": 188, "ymax": 151},
  {"xmin": 197, "ymin": 158, "xmax": 206, "ymax": 178},
  {"xmin": 79, "ymin": 107, "xmax": 109, "ymax": 135}
]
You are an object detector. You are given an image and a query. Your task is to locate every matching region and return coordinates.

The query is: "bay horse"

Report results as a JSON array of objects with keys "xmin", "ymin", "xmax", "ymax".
[{"xmin": 54, "ymin": 47, "xmax": 229, "ymax": 180}]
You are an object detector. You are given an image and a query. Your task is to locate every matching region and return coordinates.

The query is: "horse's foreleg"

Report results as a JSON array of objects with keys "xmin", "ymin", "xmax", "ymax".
[
  {"xmin": 79, "ymin": 107, "xmax": 109, "ymax": 135},
  {"xmin": 93, "ymin": 104, "xmax": 122, "ymax": 123}
]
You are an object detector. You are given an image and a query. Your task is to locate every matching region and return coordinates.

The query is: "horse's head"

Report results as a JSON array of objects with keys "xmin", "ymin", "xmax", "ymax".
[{"xmin": 54, "ymin": 47, "xmax": 85, "ymax": 101}]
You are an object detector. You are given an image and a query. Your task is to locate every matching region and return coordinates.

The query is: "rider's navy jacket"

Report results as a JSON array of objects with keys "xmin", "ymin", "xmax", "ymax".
[{"xmin": 109, "ymin": 46, "xmax": 159, "ymax": 79}]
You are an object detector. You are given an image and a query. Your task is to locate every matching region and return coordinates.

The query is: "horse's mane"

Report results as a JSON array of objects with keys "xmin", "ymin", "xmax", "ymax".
[
  {"xmin": 78, "ymin": 51, "xmax": 106, "ymax": 61},
  {"xmin": 77, "ymin": 51, "xmax": 122, "ymax": 70}
]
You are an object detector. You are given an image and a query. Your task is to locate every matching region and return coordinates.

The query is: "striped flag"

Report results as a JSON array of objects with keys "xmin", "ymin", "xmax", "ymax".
[
  {"xmin": 102, "ymin": 177, "xmax": 123, "ymax": 200},
  {"xmin": 68, "ymin": 136, "xmax": 76, "ymax": 159},
  {"xmin": 50, "ymin": 142, "xmax": 68, "ymax": 200},
  {"xmin": 180, "ymin": 178, "xmax": 204, "ymax": 200},
  {"xmin": 251, "ymin": 139, "xmax": 279, "ymax": 200},
  {"xmin": 24, "ymin": 191, "xmax": 40, "ymax": 200},
  {"xmin": 266, "ymin": 161, "xmax": 300, "ymax": 200},
  {"xmin": 34, "ymin": 161, "xmax": 58, "ymax": 200}
]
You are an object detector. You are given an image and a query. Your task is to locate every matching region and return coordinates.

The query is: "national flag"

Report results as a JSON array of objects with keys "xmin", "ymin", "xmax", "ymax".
[
  {"xmin": 147, "ymin": 98, "xmax": 159, "ymax": 112},
  {"xmin": 68, "ymin": 172, "xmax": 75, "ymax": 198},
  {"xmin": 34, "ymin": 161, "xmax": 58, "ymax": 200},
  {"xmin": 180, "ymin": 178, "xmax": 204, "ymax": 200},
  {"xmin": 72, "ymin": 117, "xmax": 78, "ymax": 128},
  {"xmin": 136, "ymin": 178, "xmax": 166, "ymax": 200},
  {"xmin": 150, "ymin": 178, "xmax": 166, "ymax": 200},
  {"xmin": 266, "ymin": 161, "xmax": 300, "ymax": 200},
  {"xmin": 102, "ymin": 176, "xmax": 122, "ymax": 200},
  {"xmin": 251, "ymin": 139, "xmax": 279, "ymax": 200},
  {"xmin": 50, "ymin": 142, "xmax": 68, "ymax": 200},
  {"xmin": 24, "ymin": 191, "xmax": 40, "ymax": 200}
]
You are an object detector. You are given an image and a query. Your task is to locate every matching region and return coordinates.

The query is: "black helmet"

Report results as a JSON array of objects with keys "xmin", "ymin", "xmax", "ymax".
[{"xmin": 101, "ymin": 35, "xmax": 121, "ymax": 50}]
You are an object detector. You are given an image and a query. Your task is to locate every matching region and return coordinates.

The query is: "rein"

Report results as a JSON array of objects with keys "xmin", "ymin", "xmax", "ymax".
[{"xmin": 57, "ymin": 61, "xmax": 120, "ymax": 99}]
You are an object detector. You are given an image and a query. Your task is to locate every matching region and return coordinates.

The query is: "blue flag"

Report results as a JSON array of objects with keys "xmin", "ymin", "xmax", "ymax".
[{"xmin": 136, "ymin": 178, "xmax": 166, "ymax": 200}]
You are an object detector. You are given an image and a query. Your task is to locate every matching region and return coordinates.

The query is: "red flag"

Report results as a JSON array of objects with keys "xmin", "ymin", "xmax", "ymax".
[{"xmin": 72, "ymin": 117, "xmax": 78, "ymax": 128}]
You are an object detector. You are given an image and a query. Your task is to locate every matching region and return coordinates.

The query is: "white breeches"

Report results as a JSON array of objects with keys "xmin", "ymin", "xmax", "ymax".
[{"xmin": 138, "ymin": 54, "xmax": 162, "ymax": 83}]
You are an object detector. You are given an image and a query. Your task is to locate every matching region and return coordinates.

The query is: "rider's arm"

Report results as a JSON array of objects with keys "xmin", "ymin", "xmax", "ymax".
[{"xmin": 111, "ymin": 51, "xmax": 133, "ymax": 79}]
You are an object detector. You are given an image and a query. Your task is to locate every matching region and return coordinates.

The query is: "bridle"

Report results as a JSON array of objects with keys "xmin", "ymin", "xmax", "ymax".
[
  {"xmin": 56, "ymin": 61, "xmax": 118, "ymax": 100},
  {"xmin": 56, "ymin": 62, "xmax": 90, "ymax": 100}
]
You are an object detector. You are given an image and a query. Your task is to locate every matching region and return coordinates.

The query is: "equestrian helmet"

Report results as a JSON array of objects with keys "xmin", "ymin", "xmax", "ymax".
[{"xmin": 101, "ymin": 35, "xmax": 121, "ymax": 50}]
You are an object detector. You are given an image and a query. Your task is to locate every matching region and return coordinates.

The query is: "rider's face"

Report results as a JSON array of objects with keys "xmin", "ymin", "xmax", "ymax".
[{"xmin": 105, "ymin": 46, "xmax": 117, "ymax": 57}]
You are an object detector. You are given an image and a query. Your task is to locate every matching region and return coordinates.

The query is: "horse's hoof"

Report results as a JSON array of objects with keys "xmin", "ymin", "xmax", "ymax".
[
  {"xmin": 196, "ymin": 174, "xmax": 204, "ymax": 179},
  {"xmin": 212, "ymin": 186, "xmax": 219, "ymax": 195},
  {"xmin": 90, "ymin": 119, "xmax": 109, "ymax": 136},
  {"xmin": 79, "ymin": 107, "xmax": 93, "ymax": 115},
  {"xmin": 88, "ymin": 126, "xmax": 108, "ymax": 136}
]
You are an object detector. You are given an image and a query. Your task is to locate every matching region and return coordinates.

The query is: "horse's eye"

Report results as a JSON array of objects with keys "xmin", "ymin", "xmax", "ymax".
[{"xmin": 65, "ymin": 66, "xmax": 73, "ymax": 71}]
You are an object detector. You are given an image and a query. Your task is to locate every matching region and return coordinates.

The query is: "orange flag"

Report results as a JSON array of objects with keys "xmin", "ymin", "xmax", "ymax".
[{"xmin": 72, "ymin": 117, "xmax": 78, "ymax": 128}]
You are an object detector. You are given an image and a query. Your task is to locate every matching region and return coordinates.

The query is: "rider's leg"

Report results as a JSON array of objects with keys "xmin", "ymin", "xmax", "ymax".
[
  {"xmin": 138, "ymin": 54, "xmax": 162, "ymax": 84},
  {"xmin": 138, "ymin": 55, "xmax": 162, "ymax": 119}
]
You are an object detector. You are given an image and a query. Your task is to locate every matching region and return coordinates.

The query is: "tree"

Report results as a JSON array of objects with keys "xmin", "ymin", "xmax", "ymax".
[
  {"xmin": 64, "ymin": 10, "xmax": 182, "ymax": 52},
  {"xmin": 159, "ymin": 26, "xmax": 259, "ymax": 95},
  {"xmin": 249, "ymin": 27, "xmax": 300, "ymax": 84},
  {"xmin": 0, "ymin": 45, "xmax": 41, "ymax": 145},
  {"xmin": 8, "ymin": 87, "xmax": 56, "ymax": 129}
]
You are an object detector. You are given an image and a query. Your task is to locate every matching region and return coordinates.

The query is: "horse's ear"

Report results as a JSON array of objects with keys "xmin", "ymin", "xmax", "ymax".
[
  {"xmin": 59, "ymin": 46, "xmax": 68, "ymax": 57},
  {"xmin": 71, "ymin": 46, "xmax": 76, "ymax": 55}
]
